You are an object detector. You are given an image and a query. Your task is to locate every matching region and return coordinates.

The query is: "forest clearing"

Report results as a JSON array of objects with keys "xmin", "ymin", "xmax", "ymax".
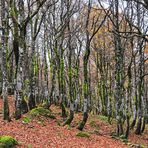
[{"xmin": 0, "ymin": 0, "xmax": 148, "ymax": 147}]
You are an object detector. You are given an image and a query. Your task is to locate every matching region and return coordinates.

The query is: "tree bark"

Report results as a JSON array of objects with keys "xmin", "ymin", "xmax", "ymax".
[{"xmin": 1, "ymin": 0, "xmax": 10, "ymax": 121}]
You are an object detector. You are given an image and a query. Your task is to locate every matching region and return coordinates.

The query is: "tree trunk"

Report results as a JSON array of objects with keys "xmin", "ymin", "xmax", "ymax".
[
  {"xmin": 78, "ymin": 41, "xmax": 90, "ymax": 130},
  {"xmin": 114, "ymin": 0, "xmax": 124, "ymax": 136},
  {"xmin": 1, "ymin": 0, "xmax": 10, "ymax": 121},
  {"xmin": 15, "ymin": 0, "xmax": 27, "ymax": 119}
]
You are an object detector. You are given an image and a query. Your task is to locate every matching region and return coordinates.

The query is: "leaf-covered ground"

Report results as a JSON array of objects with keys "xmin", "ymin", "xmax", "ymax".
[{"xmin": 0, "ymin": 96, "xmax": 147, "ymax": 148}]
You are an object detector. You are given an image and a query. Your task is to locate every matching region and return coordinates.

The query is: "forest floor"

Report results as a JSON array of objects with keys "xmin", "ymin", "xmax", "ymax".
[{"xmin": 0, "ymin": 96, "xmax": 147, "ymax": 148}]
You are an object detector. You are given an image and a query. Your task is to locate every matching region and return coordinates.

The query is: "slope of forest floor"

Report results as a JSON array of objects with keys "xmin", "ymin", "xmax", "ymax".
[{"xmin": 0, "ymin": 96, "xmax": 147, "ymax": 148}]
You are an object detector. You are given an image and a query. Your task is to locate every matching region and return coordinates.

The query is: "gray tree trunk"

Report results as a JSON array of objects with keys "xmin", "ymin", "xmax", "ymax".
[{"xmin": 1, "ymin": 0, "xmax": 10, "ymax": 121}]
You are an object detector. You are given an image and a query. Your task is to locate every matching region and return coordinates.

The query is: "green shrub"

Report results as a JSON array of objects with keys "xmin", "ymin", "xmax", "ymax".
[
  {"xmin": 0, "ymin": 136, "xmax": 18, "ymax": 148},
  {"xmin": 76, "ymin": 132, "xmax": 90, "ymax": 138}
]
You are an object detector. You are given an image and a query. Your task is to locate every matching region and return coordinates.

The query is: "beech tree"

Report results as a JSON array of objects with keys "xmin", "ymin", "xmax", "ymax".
[{"xmin": 1, "ymin": 0, "xmax": 10, "ymax": 121}]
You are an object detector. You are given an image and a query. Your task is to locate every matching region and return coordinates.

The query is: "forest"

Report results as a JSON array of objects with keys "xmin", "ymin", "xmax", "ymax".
[{"xmin": 0, "ymin": 0, "xmax": 148, "ymax": 147}]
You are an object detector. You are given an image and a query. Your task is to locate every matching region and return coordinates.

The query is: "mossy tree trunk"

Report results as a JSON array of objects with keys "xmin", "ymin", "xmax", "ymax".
[
  {"xmin": 1, "ymin": 0, "xmax": 10, "ymax": 121},
  {"xmin": 135, "ymin": 51, "xmax": 144, "ymax": 135},
  {"xmin": 60, "ymin": 56, "xmax": 66, "ymax": 117},
  {"xmin": 113, "ymin": 0, "xmax": 124, "ymax": 136},
  {"xmin": 130, "ymin": 54, "xmax": 138, "ymax": 129},
  {"xmin": 56, "ymin": 42, "xmax": 66, "ymax": 117},
  {"xmin": 58, "ymin": 0, "xmax": 67, "ymax": 117},
  {"xmin": 42, "ymin": 20, "xmax": 50, "ymax": 109},
  {"xmin": 64, "ymin": 1, "xmax": 75, "ymax": 124},
  {"xmin": 50, "ymin": 40, "xmax": 57, "ymax": 105},
  {"xmin": 28, "ymin": 38, "xmax": 36, "ymax": 110},
  {"xmin": 9, "ymin": 0, "xmax": 23, "ymax": 119},
  {"xmin": 135, "ymin": 3, "xmax": 145, "ymax": 135},
  {"xmin": 77, "ymin": 0, "xmax": 92, "ymax": 131},
  {"xmin": 78, "ymin": 40, "xmax": 90, "ymax": 130},
  {"xmin": 78, "ymin": 0, "xmax": 108, "ymax": 130},
  {"xmin": 15, "ymin": 0, "xmax": 27, "ymax": 119},
  {"xmin": 28, "ymin": 15, "xmax": 41, "ymax": 110},
  {"xmin": 125, "ymin": 65, "xmax": 132, "ymax": 139}
]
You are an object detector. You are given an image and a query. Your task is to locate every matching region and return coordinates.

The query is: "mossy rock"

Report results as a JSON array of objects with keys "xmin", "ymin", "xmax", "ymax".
[
  {"xmin": 41, "ymin": 102, "xmax": 52, "ymax": 111},
  {"xmin": 89, "ymin": 120, "xmax": 96, "ymax": 127},
  {"xmin": 22, "ymin": 117, "xmax": 30, "ymax": 124},
  {"xmin": 89, "ymin": 120, "xmax": 99, "ymax": 129},
  {"xmin": 98, "ymin": 115, "xmax": 108, "ymax": 122},
  {"xmin": 0, "ymin": 136, "xmax": 18, "ymax": 148},
  {"xmin": 111, "ymin": 134, "xmax": 128, "ymax": 143},
  {"xmin": 128, "ymin": 143, "xmax": 145, "ymax": 148},
  {"xmin": 56, "ymin": 120, "xmax": 62, "ymax": 126},
  {"xmin": 29, "ymin": 107, "xmax": 51, "ymax": 116},
  {"xmin": 48, "ymin": 114, "xmax": 56, "ymax": 119},
  {"xmin": 29, "ymin": 107, "xmax": 56, "ymax": 119},
  {"xmin": 118, "ymin": 135, "xmax": 128, "ymax": 143},
  {"xmin": 76, "ymin": 132, "xmax": 90, "ymax": 138}
]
